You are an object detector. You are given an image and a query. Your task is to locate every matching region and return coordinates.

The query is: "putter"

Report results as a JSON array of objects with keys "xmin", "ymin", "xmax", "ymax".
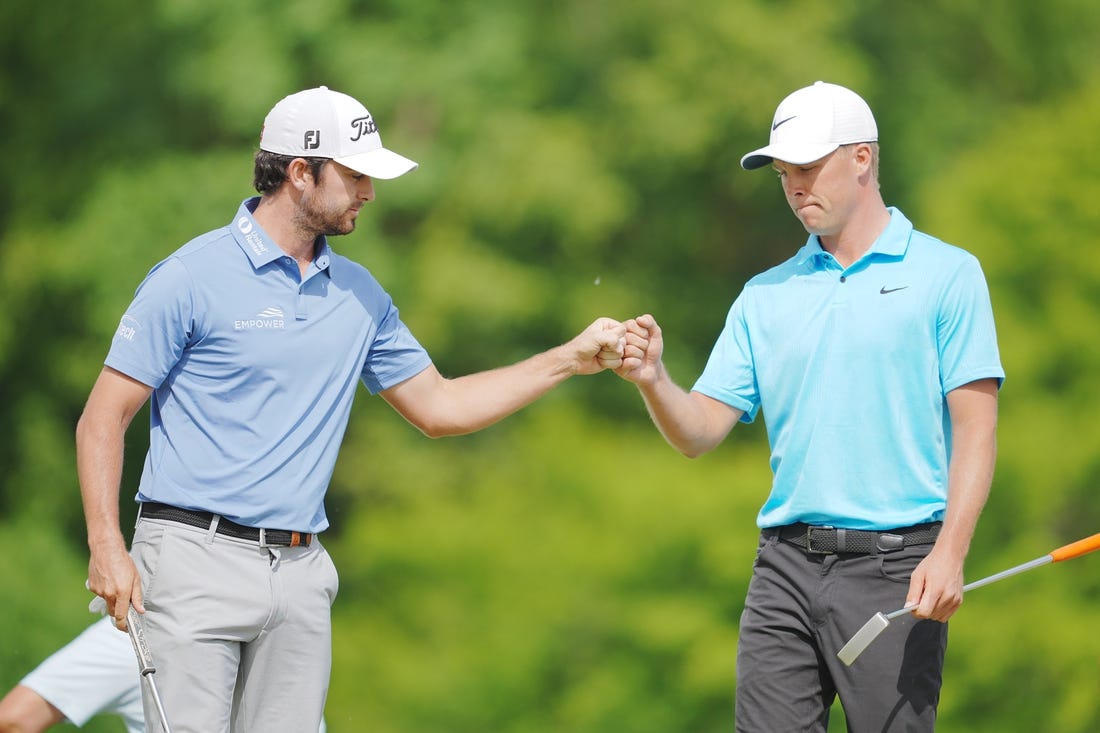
[
  {"xmin": 127, "ymin": 607, "xmax": 174, "ymax": 733},
  {"xmin": 88, "ymin": 593, "xmax": 173, "ymax": 732},
  {"xmin": 837, "ymin": 531, "xmax": 1100, "ymax": 666}
]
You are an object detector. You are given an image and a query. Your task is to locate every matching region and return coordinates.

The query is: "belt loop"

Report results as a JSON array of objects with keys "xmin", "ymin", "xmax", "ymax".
[
  {"xmin": 835, "ymin": 528, "xmax": 848, "ymax": 553},
  {"xmin": 205, "ymin": 515, "xmax": 220, "ymax": 545},
  {"xmin": 258, "ymin": 528, "xmax": 268, "ymax": 547}
]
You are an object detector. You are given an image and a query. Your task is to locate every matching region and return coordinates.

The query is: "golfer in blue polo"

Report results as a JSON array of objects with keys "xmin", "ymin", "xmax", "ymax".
[
  {"xmin": 614, "ymin": 81, "xmax": 1004, "ymax": 731},
  {"xmin": 77, "ymin": 86, "xmax": 630, "ymax": 732}
]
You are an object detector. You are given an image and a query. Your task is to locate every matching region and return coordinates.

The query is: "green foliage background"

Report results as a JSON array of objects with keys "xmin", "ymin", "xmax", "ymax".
[{"xmin": 2, "ymin": 1, "xmax": 1099, "ymax": 730}]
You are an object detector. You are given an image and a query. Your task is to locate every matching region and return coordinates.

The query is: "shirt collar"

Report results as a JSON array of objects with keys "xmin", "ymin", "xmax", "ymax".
[
  {"xmin": 794, "ymin": 206, "xmax": 913, "ymax": 268},
  {"xmin": 230, "ymin": 197, "xmax": 333, "ymax": 277}
]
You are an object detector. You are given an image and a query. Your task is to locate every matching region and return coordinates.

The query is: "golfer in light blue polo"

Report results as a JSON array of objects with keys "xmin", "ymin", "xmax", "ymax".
[
  {"xmin": 77, "ymin": 86, "xmax": 628, "ymax": 732},
  {"xmin": 613, "ymin": 81, "xmax": 1004, "ymax": 731}
]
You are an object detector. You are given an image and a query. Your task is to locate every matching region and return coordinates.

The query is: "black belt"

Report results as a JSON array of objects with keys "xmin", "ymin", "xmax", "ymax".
[
  {"xmin": 773, "ymin": 522, "xmax": 941, "ymax": 554},
  {"xmin": 139, "ymin": 502, "xmax": 313, "ymax": 548}
]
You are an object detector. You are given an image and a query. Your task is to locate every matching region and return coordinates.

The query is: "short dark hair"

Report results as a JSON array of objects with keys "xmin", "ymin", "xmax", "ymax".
[{"xmin": 252, "ymin": 150, "xmax": 329, "ymax": 194}]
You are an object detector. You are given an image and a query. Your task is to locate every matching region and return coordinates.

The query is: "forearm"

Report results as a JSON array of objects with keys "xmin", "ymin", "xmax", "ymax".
[
  {"xmin": 936, "ymin": 380, "xmax": 999, "ymax": 560},
  {"xmin": 385, "ymin": 318, "xmax": 624, "ymax": 437},
  {"xmin": 637, "ymin": 364, "xmax": 734, "ymax": 458},
  {"xmin": 905, "ymin": 380, "xmax": 998, "ymax": 618},
  {"xmin": 75, "ymin": 412, "xmax": 128, "ymax": 555},
  {"xmin": 74, "ymin": 368, "xmax": 153, "ymax": 622},
  {"xmin": 937, "ymin": 427, "xmax": 996, "ymax": 560},
  {"xmin": 427, "ymin": 343, "xmax": 585, "ymax": 436}
]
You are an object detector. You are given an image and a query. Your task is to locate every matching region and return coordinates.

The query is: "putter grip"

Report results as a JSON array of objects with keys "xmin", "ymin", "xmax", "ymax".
[
  {"xmin": 1049, "ymin": 532, "xmax": 1100, "ymax": 562},
  {"xmin": 126, "ymin": 608, "xmax": 157, "ymax": 676}
]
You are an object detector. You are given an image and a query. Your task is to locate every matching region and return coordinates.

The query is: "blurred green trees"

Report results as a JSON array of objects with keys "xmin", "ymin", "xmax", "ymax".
[{"xmin": 2, "ymin": 1, "xmax": 1099, "ymax": 731}]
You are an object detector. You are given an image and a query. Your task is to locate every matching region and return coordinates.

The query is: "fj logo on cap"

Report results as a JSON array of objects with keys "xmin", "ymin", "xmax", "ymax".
[
  {"xmin": 350, "ymin": 115, "xmax": 378, "ymax": 141},
  {"xmin": 304, "ymin": 130, "xmax": 321, "ymax": 150}
]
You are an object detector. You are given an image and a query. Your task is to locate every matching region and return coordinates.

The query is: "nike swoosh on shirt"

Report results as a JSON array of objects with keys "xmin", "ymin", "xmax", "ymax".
[
  {"xmin": 880, "ymin": 286, "xmax": 909, "ymax": 294},
  {"xmin": 772, "ymin": 115, "xmax": 797, "ymax": 131}
]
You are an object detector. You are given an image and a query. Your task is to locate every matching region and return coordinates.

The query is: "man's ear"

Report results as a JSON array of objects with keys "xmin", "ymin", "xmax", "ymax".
[
  {"xmin": 286, "ymin": 158, "xmax": 318, "ymax": 190},
  {"xmin": 851, "ymin": 143, "xmax": 874, "ymax": 179}
]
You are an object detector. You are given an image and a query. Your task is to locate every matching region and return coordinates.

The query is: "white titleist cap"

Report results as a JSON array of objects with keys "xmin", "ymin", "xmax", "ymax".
[
  {"xmin": 740, "ymin": 81, "xmax": 877, "ymax": 170},
  {"xmin": 259, "ymin": 86, "xmax": 418, "ymax": 180}
]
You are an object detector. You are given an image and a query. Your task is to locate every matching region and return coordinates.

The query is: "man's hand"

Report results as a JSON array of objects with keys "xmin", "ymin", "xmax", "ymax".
[
  {"xmin": 87, "ymin": 543, "xmax": 145, "ymax": 631},
  {"xmin": 614, "ymin": 314, "xmax": 664, "ymax": 385},
  {"xmin": 906, "ymin": 546, "xmax": 965, "ymax": 623},
  {"xmin": 575, "ymin": 317, "xmax": 627, "ymax": 375}
]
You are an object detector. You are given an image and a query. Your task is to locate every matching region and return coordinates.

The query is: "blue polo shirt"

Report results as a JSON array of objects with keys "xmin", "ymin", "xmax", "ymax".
[
  {"xmin": 693, "ymin": 208, "xmax": 1004, "ymax": 530},
  {"xmin": 105, "ymin": 197, "xmax": 432, "ymax": 533}
]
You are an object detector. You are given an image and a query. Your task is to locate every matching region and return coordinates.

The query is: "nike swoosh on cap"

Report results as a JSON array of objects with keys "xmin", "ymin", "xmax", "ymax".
[{"xmin": 772, "ymin": 115, "xmax": 797, "ymax": 131}]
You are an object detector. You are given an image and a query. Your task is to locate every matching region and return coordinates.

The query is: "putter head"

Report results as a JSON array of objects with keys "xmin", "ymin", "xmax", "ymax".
[
  {"xmin": 837, "ymin": 612, "xmax": 891, "ymax": 666},
  {"xmin": 89, "ymin": 595, "xmax": 108, "ymax": 615}
]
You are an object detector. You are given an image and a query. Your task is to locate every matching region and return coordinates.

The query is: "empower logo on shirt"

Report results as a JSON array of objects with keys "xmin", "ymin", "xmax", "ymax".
[{"xmin": 234, "ymin": 306, "xmax": 286, "ymax": 330}]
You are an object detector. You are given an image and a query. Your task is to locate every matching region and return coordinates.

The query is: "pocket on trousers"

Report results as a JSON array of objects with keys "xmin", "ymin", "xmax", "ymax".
[
  {"xmin": 876, "ymin": 545, "xmax": 929, "ymax": 584},
  {"xmin": 130, "ymin": 521, "xmax": 169, "ymax": 605},
  {"xmin": 318, "ymin": 541, "xmax": 340, "ymax": 605},
  {"xmin": 750, "ymin": 532, "xmax": 772, "ymax": 571}
]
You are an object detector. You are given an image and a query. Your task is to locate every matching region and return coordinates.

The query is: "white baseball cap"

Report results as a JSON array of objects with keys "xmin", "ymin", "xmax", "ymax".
[
  {"xmin": 259, "ymin": 86, "xmax": 418, "ymax": 180},
  {"xmin": 740, "ymin": 81, "xmax": 877, "ymax": 170}
]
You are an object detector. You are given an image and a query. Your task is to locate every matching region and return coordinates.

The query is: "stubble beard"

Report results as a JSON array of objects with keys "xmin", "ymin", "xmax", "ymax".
[{"xmin": 296, "ymin": 189, "xmax": 356, "ymax": 238}]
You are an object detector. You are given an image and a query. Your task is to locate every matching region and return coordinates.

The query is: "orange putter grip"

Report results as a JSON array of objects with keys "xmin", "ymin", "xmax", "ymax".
[{"xmin": 1049, "ymin": 532, "xmax": 1100, "ymax": 562}]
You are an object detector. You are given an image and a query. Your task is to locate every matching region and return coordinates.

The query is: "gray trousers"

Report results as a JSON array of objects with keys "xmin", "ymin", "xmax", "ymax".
[
  {"xmin": 735, "ymin": 530, "xmax": 947, "ymax": 732},
  {"xmin": 130, "ymin": 516, "xmax": 338, "ymax": 732}
]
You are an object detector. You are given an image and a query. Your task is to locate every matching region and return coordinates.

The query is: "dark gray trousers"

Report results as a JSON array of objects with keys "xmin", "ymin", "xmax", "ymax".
[{"xmin": 735, "ymin": 530, "xmax": 947, "ymax": 732}]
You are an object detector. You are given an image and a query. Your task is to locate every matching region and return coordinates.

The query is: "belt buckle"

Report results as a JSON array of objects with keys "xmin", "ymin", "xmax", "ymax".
[{"xmin": 805, "ymin": 525, "xmax": 834, "ymax": 554}]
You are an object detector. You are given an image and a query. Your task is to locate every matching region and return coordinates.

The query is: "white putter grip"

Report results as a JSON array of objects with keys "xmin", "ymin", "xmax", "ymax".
[{"xmin": 126, "ymin": 608, "xmax": 157, "ymax": 676}]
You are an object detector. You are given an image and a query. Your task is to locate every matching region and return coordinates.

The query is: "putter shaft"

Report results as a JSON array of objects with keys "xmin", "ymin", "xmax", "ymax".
[
  {"xmin": 126, "ymin": 609, "xmax": 173, "ymax": 733},
  {"xmin": 838, "ymin": 533, "xmax": 1100, "ymax": 666}
]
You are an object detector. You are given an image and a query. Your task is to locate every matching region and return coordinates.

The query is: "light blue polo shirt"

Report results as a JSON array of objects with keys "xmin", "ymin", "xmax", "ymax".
[
  {"xmin": 105, "ymin": 197, "xmax": 432, "ymax": 532},
  {"xmin": 693, "ymin": 208, "xmax": 1004, "ymax": 530}
]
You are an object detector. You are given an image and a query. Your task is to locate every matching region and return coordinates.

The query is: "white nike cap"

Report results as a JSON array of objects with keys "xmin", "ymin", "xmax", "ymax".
[
  {"xmin": 259, "ymin": 86, "xmax": 418, "ymax": 180},
  {"xmin": 740, "ymin": 81, "xmax": 877, "ymax": 170}
]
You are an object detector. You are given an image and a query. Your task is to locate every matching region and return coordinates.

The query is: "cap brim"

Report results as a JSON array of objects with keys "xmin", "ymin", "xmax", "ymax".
[
  {"xmin": 334, "ymin": 148, "xmax": 419, "ymax": 180},
  {"xmin": 740, "ymin": 142, "xmax": 841, "ymax": 170}
]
